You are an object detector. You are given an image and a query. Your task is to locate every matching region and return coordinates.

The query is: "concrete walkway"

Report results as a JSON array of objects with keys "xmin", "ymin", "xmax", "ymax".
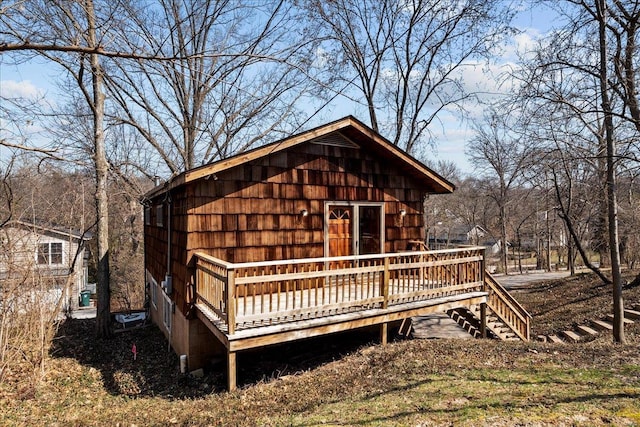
[
  {"xmin": 493, "ymin": 269, "xmax": 572, "ymax": 290},
  {"xmin": 70, "ymin": 306, "xmax": 96, "ymax": 319}
]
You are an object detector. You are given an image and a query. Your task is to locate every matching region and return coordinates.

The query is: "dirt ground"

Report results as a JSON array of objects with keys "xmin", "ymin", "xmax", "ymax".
[
  {"xmin": 511, "ymin": 269, "xmax": 640, "ymax": 338},
  {"xmin": 37, "ymin": 269, "xmax": 640, "ymax": 396}
]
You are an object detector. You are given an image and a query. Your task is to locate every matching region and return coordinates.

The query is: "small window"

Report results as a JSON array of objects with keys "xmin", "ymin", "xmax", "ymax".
[
  {"xmin": 156, "ymin": 204, "xmax": 163, "ymax": 227},
  {"xmin": 150, "ymin": 276, "xmax": 158, "ymax": 309},
  {"xmin": 50, "ymin": 242, "xmax": 63, "ymax": 264},
  {"xmin": 144, "ymin": 206, "xmax": 151, "ymax": 226},
  {"xmin": 162, "ymin": 293, "xmax": 172, "ymax": 332},
  {"xmin": 37, "ymin": 242, "xmax": 63, "ymax": 265}
]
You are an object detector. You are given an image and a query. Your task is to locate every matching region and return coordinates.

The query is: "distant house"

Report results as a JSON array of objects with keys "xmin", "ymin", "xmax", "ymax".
[
  {"xmin": 0, "ymin": 220, "xmax": 92, "ymax": 310},
  {"xmin": 428, "ymin": 224, "xmax": 490, "ymax": 248},
  {"xmin": 143, "ymin": 116, "xmax": 531, "ymax": 390}
]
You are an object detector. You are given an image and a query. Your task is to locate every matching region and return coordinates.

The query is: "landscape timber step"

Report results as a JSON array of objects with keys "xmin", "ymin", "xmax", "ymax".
[
  {"xmin": 576, "ymin": 324, "xmax": 599, "ymax": 337},
  {"xmin": 591, "ymin": 319, "xmax": 614, "ymax": 331},
  {"xmin": 547, "ymin": 335, "xmax": 564, "ymax": 344},
  {"xmin": 623, "ymin": 309, "xmax": 640, "ymax": 320},
  {"xmin": 560, "ymin": 330, "xmax": 582, "ymax": 343},
  {"xmin": 605, "ymin": 314, "xmax": 634, "ymax": 324}
]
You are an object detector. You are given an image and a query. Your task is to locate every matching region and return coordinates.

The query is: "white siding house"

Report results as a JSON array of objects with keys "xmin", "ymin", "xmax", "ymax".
[{"xmin": 0, "ymin": 221, "xmax": 92, "ymax": 311}]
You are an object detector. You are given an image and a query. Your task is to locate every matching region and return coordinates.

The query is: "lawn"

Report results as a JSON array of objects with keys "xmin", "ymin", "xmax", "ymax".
[{"xmin": 2, "ymin": 271, "xmax": 640, "ymax": 426}]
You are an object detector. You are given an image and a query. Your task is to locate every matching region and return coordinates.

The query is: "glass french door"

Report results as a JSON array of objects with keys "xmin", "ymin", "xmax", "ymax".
[{"xmin": 326, "ymin": 203, "xmax": 384, "ymax": 257}]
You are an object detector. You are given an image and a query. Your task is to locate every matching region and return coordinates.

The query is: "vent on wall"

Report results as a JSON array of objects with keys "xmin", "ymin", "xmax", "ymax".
[{"xmin": 311, "ymin": 132, "xmax": 360, "ymax": 149}]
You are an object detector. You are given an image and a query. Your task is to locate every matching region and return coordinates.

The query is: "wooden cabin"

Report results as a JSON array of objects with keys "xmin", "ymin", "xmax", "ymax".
[{"xmin": 143, "ymin": 116, "xmax": 530, "ymax": 390}]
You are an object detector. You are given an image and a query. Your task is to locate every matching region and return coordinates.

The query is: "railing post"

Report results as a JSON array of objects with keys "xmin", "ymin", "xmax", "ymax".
[
  {"xmin": 227, "ymin": 268, "xmax": 236, "ymax": 335},
  {"xmin": 194, "ymin": 261, "xmax": 200, "ymax": 305},
  {"xmin": 380, "ymin": 256, "xmax": 390, "ymax": 346},
  {"xmin": 382, "ymin": 256, "xmax": 390, "ymax": 309},
  {"xmin": 480, "ymin": 248, "xmax": 487, "ymax": 338},
  {"xmin": 480, "ymin": 248, "xmax": 486, "ymax": 288}
]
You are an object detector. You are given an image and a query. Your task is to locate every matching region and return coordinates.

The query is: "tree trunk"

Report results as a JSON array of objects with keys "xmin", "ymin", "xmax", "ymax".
[
  {"xmin": 596, "ymin": 0, "xmax": 625, "ymax": 343},
  {"xmin": 85, "ymin": 0, "xmax": 111, "ymax": 339},
  {"xmin": 500, "ymin": 202, "xmax": 508, "ymax": 275},
  {"xmin": 567, "ymin": 224, "xmax": 575, "ymax": 275}
]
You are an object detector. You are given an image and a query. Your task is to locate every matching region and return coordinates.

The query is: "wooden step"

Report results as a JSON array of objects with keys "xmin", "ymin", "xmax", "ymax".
[
  {"xmin": 624, "ymin": 309, "xmax": 640, "ymax": 320},
  {"xmin": 536, "ymin": 335, "xmax": 548, "ymax": 343},
  {"xmin": 591, "ymin": 319, "xmax": 614, "ymax": 331},
  {"xmin": 605, "ymin": 314, "xmax": 634, "ymax": 324},
  {"xmin": 560, "ymin": 330, "xmax": 581, "ymax": 343},
  {"xmin": 576, "ymin": 325, "xmax": 599, "ymax": 336},
  {"xmin": 547, "ymin": 335, "xmax": 564, "ymax": 344}
]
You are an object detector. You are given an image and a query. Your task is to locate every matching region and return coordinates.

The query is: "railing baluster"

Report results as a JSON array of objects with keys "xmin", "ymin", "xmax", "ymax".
[{"xmin": 193, "ymin": 247, "xmax": 514, "ymax": 337}]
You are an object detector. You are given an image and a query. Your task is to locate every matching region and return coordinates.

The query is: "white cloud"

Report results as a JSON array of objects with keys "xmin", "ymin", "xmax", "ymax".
[{"xmin": 0, "ymin": 79, "xmax": 43, "ymax": 99}]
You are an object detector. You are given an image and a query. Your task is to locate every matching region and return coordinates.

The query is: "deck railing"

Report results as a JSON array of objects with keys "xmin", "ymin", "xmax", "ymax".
[
  {"xmin": 194, "ymin": 247, "xmax": 486, "ymax": 334},
  {"xmin": 484, "ymin": 271, "xmax": 532, "ymax": 340}
]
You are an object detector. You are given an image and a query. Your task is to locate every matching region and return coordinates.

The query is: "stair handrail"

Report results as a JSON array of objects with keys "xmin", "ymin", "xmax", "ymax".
[{"xmin": 484, "ymin": 271, "xmax": 532, "ymax": 341}]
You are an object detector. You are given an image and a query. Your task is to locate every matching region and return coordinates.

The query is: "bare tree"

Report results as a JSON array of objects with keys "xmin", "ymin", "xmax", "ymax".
[
  {"xmin": 0, "ymin": 0, "xmax": 132, "ymax": 337},
  {"xmin": 595, "ymin": 0, "xmax": 625, "ymax": 343},
  {"xmin": 104, "ymin": 0, "xmax": 316, "ymax": 175},
  {"xmin": 307, "ymin": 0, "xmax": 516, "ymax": 154},
  {"xmin": 467, "ymin": 108, "xmax": 534, "ymax": 274},
  {"xmin": 509, "ymin": 0, "xmax": 640, "ymax": 343},
  {"xmin": 0, "ymin": 159, "xmax": 92, "ymax": 390}
]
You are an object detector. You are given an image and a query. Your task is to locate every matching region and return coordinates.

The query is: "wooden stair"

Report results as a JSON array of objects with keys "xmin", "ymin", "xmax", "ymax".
[
  {"xmin": 624, "ymin": 309, "xmax": 640, "ymax": 320},
  {"xmin": 536, "ymin": 307, "xmax": 638, "ymax": 343},
  {"xmin": 446, "ymin": 307, "xmax": 486, "ymax": 339},
  {"xmin": 447, "ymin": 305, "xmax": 520, "ymax": 340},
  {"xmin": 444, "ymin": 271, "xmax": 532, "ymax": 342},
  {"xmin": 576, "ymin": 324, "xmax": 599, "ymax": 337}
]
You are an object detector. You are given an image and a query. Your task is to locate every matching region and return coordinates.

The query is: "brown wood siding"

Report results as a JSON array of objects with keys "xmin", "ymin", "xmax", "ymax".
[
  {"xmin": 146, "ymin": 141, "xmax": 429, "ymax": 315},
  {"xmin": 144, "ymin": 201, "xmax": 167, "ymax": 289},
  {"xmin": 186, "ymin": 143, "xmax": 425, "ymax": 261}
]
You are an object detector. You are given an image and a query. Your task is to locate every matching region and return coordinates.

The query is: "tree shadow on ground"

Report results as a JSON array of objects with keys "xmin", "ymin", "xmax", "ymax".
[{"xmin": 50, "ymin": 317, "xmax": 384, "ymax": 399}]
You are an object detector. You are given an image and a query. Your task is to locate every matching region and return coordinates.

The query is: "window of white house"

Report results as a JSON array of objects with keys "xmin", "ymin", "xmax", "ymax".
[
  {"xmin": 37, "ymin": 242, "xmax": 63, "ymax": 265},
  {"xmin": 162, "ymin": 293, "xmax": 172, "ymax": 332},
  {"xmin": 156, "ymin": 204, "xmax": 163, "ymax": 227}
]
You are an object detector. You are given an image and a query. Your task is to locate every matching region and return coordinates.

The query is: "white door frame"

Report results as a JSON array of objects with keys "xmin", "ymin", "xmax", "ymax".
[{"xmin": 324, "ymin": 201, "xmax": 385, "ymax": 257}]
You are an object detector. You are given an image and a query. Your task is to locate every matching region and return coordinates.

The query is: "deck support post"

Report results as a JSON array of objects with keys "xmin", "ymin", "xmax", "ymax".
[
  {"xmin": 480, "ymin": 303, "xmax": 487, "ymax": 338},
  {"xmin": 380, "ymin": 322, "xmax": 388, "ymax": 345},
  {"xmin": 227, "ymin": 350, "xmax": 237, "ymax": 391}
]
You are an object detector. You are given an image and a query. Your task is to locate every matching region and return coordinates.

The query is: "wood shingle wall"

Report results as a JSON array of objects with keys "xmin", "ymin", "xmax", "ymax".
[{"xmin": 145, "ymin": 139, "xmax": 428, "ymax": 314}]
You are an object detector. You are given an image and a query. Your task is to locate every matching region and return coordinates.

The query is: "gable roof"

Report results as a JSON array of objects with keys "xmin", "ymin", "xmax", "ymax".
[
  {"xmin": 4, "ymin": 220, "xmax": 93, "ymax": 241},
  {"xmin": 145, "ymin": 116, "xmax": 455, "ymax": 199}
]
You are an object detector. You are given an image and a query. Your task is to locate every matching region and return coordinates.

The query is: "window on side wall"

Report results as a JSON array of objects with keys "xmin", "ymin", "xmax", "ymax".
[
  {"xmin": 162, "ymin": 293, "xmax": 172, "ymax": 332},
  {"xmin": 156, "ymin": 204, "xmax": 163, "ymax": 227},
  {"xmin": 37, "ymin": 242, "xmax": 63, "ymax": 265},
  {"xmin": 150, "ymin": 276, "xmax": 158, "ymax": 309},
  {"xmin": 144, "ymin": 206, "xmax": 151, "ymax": 226}
]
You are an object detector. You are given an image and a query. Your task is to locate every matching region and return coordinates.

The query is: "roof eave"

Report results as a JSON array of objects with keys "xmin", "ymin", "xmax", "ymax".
[{"xmin": 143, "ymin": 115, "xmax": 455, "ymax": 198}]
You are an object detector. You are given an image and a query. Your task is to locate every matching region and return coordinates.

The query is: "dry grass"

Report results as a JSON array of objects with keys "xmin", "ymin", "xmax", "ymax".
[
  {"xmin": 1, "ymin": 271, "xmax": 640, "ymax": 426},
  {"xmin": 512, "ymin": 270, "xmax": 640, "ymax": 337}
]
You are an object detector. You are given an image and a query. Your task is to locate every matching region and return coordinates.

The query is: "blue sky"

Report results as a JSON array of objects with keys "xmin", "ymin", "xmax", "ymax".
[{"xmin": 0, "ymin": 3, "xmax": 559, "ymax": 176}]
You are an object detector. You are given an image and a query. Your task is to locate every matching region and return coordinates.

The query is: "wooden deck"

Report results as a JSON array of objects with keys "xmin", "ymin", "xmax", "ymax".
[{"xmin": 192, "ymin": 247, "xmax": 530, "ymax": 390}]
